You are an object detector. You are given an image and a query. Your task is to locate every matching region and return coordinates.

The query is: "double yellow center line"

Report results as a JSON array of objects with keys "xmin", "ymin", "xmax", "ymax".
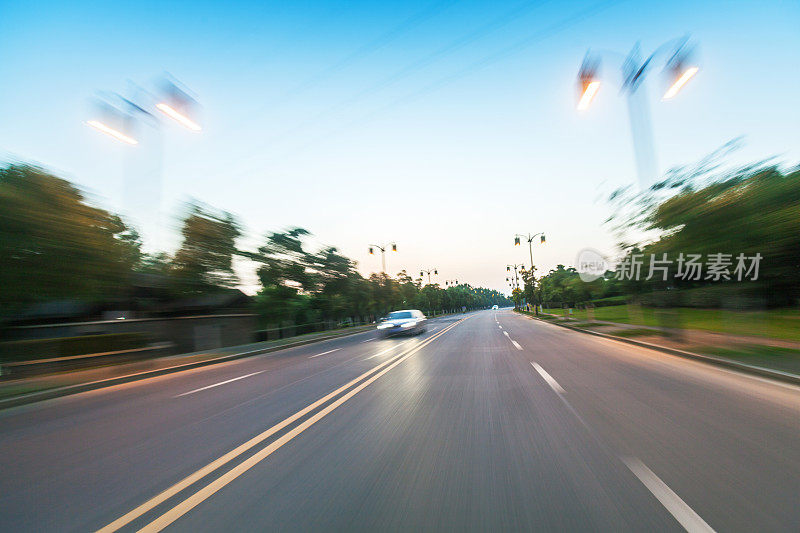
[{"xmin": 99, "ymin": 315, "xmax": 470, "ymax": 532}]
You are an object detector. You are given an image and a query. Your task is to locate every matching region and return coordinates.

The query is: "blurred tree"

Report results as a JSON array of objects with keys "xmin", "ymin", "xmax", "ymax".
[
  {"xmin": 171, "ymin": 203, "xmax": 241, "ymax": 294},
  {"xmin": 610, "ymin": 164, "xmax": 800, "ymax": 306},
  {"xmin": 0, "ymin": 164, "xmax": 140, "ymax": 316},
  {"xmin": 0, "ymin": 163, "xmax": 513, "ymax": 324}
]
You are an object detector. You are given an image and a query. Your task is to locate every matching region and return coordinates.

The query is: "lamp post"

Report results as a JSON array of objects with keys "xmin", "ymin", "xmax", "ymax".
[
  {"xmin": 420, "ymin": 268, "xmax": 438, "ymax": 285},
  {"xmin": 515, "ymin": 233, "xmax": 545, "ymax": 274},
  {"xmin": 507, "ymin": 264, "xmax": 524, "ymax": 291},
  {"xmin": 85, "ymin": 77, "xmax": 201, "ymax": 252},
  {"xmin": 577, "ymin": 36, "xmax": 698, "ymax": 189},
  {"xmin": 515, "ymin": 233, "xmax": 545, "ymax": 314},
  {"xmin": 86, "ymin": 78, "xmax": 201, "ymax": 145},
  {"xmin": 368, "ymin": 242, "xmax": 397, "ymax": 274},
  {"xmin": 445, "ymin": 279, "xmax": 459, "ymax": 287}
]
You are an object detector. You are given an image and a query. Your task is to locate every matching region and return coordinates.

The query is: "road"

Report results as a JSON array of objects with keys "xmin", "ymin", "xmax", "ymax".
[{"xmin": 2, "ymin": 310, "xmax": 799, "ymax": 532}]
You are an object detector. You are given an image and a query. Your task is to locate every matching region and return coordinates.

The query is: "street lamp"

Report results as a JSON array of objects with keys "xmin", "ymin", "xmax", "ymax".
[
  {"xmin": 156, "ymin": 81, "xmax": 202, "ymax": 131},
  {"xmin": 577, "ymin": 54, "xmax": 601, "ymax": 111},
  {"xmin": 86, "ymin": 120, "xmax": 138, "ymax": 145},
  {"xmin": 445, "ymin": 279, "xmax": 459, "ymax": 286},
  {"xmin": 420, "ymin": 268, "xmax": 438, "ymax": 285},
  {"xmin": 507, "ymin": 264, "xmax": 524, "ymax": 290},
  {"xmin": 85, "ymin": 98, "xmax": 140, "ymax": 145},
  {"xmin": 85, "ymin": 77, "xmax": 201, "ymax": 253},
  {"xmin": 663, "ymin": 66, "xmax": 699, "ymax": 100},
  {"xmin": 515, "ymin": 232, "xmax": 545, "ymax": 275},
  {"xmin": 576, "ymin": 36, "xmax": 699, "ymax": 188},
  {"xmin": 368, "ymin": 242, "xmax": 397, "ymax": 274},
  {"xmin": 87, "ymin": 78, "xmax": 201, "ymax": 145}
]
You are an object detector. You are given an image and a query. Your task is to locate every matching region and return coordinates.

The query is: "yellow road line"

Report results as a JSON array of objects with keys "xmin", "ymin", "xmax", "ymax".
[{"xmin": 98, "ymin": 316, "xmax": 468, "ymax": 533}]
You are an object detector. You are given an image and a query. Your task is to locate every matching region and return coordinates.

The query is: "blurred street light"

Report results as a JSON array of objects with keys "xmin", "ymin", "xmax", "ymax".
[
  {"xmin": 577, "ymin": 54, "xmax": 601, "ymax": 112},
  {"xmin": 85, "ymin": 99, "xmax": 140, "ymax": 145},
  {"xmin": 515, "ymin": 232, "xmax": 545, "ymax": 278},
  {"xmin": 155, "ymin": 80, "xmax": 202, "ymax": 131},
  {"xmin": 84, "ymin": 75, "xmax": 201, "ymax": 253},
  {"xmin": 368, "ymin": 242, "xmax": 397, "ymax": 273},
  {"xmin": 86, "ymin": 120, "xmax": 138, "ymax": 145},
  {"xmin": 663, "ymin": 66, "xmax": 699, "ymax": 100},
  {"xmin": 420, "ymin": 268, "xmax": 438, "ymax": 285},
  {"xmin": 507, "ymin": 264, "xmax": 524, "ymax": 290},
  {"xmin": 156, "ymin": 103, "xmax": 201, "ymax": 131},
  {"xmin": 445, "ymin": 279, "xmax": 459, "ymax": 286},
  {"xmin": 577, "ymin": 81, "xmax": 601, "ymax": 111},
  {"xmin": 576, "ymin": 36, "xmax": 699, "ymax": 188},
  {"xmin": 87, "ymin": 77, "xmax": 201, "ymax": 144}
]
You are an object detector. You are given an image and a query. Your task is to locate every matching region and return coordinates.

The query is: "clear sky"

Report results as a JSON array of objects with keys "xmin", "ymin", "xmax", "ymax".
[{"xmin": 1, "ymin": 0, "xmax": 798, "ymax": 294}]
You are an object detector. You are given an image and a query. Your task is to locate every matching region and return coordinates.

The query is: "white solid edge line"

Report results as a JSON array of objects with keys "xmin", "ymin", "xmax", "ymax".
[
  {"xmin": 530, "ymin": 362, "xmax": 565, "ymax": 394},
  {"xmin": 622, "ymin": 457, "xmax": 716, "ymax": 533},
  {"xmin": 308, "ymin": 348, "xmax": 340, "ymax": 359},
  {"xmin": 175, "ymin": 371, "xmax": 265, "ymax": 398},
  {"xmin": 511, "ymin": 340, "xmax": 523, "ymax": 351},
  {"xmin": 534, "ymin": 316, "xmax": 800, "ymax": 392}
]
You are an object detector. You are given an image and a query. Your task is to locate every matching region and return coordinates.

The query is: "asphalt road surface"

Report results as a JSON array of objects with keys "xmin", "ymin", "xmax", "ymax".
[{"xmin": 2, "ymin": 310, "xmax": 798, "ymax": 532}]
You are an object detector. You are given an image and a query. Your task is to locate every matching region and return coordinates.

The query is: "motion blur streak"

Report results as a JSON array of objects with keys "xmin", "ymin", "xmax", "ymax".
[
  {"xmin": 85, "ymin": 120, "xmax": 138, "ymax": 144},
  {"xmin": 577, "ymin": 80, "xmax": 601, "ymax": 110},
  {"xmin": 663, "ymin": 66, "xmax": 699, "ymax": 99},
  {"xmin": 155, "ymin": 103, "xmax": 202, "ymax": 131},
  {"xmin": 97, "ymin": 317, "xmax": 467, "ymax": 533},
  {"xmin": 137, "ymin": 317, "xmax": 469, "ymax": 532}
]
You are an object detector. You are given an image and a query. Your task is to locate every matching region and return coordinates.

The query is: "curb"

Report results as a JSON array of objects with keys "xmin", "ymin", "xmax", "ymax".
[
  {"xmin": 517, "ymin": 312, "xmax": 800, "ymax": 386},
  {"xmin": 0, "ymin": 326, "xmax": 374, "ymax": 410}
]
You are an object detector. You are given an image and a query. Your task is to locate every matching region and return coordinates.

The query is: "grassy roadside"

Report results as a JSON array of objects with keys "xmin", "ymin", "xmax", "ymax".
[
  {"xmin": 693, "ymin": 345, "xmax": 800, "ymax": 375},
  {"xmin": 518, "ymin": 309, "xmax": 800, "ymax": 376},
  {"xmin": 541, "ymin": 306, "xmax": 800, "ymax": 342}
]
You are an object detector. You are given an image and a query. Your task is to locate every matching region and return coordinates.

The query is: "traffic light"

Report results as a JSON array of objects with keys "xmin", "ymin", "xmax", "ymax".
[
  {"xmin": 368, "ymin": 247, "xmax": 373, "ymax": 255},
  {"xmin": 514, "ymin": 236, "xmax": 520, "ymax": 246}
]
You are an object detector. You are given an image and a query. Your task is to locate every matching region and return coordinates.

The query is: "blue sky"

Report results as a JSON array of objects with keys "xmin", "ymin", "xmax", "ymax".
[{"xmin": 1, "ymin": 0, "xmax": 798, "ymax": 293}]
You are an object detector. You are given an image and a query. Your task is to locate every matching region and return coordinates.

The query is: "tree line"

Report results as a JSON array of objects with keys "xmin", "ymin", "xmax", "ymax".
[
  {"xmin": 519, "ymin": 161, "xmax": 800, "ymax": 310},
  {"xmin": 0, "ymin": 164, "xmax": 510, "ymax": 324}
]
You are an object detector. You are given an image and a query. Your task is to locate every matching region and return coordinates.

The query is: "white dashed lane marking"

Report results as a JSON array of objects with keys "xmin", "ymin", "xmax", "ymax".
[{"xmin": 530, "ymin": 362, "xmax": 565, "ymax": 394}]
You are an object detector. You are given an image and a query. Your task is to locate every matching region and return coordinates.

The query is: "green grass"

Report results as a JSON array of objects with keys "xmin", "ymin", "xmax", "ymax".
[
  {"xmin": 606, "ymin": 328, "xmax": 662, "ymax": 338},
  {"xmin": 695, "ymin": 345, "xmax": 800, "ymax": 374},
  {"xmin": 540, "ymin": 306, "xmax": 800, "ymax": 342}
]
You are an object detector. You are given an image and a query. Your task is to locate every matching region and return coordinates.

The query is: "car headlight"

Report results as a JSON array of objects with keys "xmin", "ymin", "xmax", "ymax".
[
  {"xmin": 377, "ymin": 323, "xmax": 393, "ymax": 329},
  {"xmin": 401, "ymin": 321, "xmax": 417, "ymax": 328}
]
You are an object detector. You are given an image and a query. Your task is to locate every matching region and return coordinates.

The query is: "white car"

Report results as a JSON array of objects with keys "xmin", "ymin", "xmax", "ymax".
[
  {"xmin": 377, "ymin": 310, "xmax": 427, "ymax": 337},
  {"xmin": 491, "ymin": 305, "xmax": 499, "ymax": 310}
]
